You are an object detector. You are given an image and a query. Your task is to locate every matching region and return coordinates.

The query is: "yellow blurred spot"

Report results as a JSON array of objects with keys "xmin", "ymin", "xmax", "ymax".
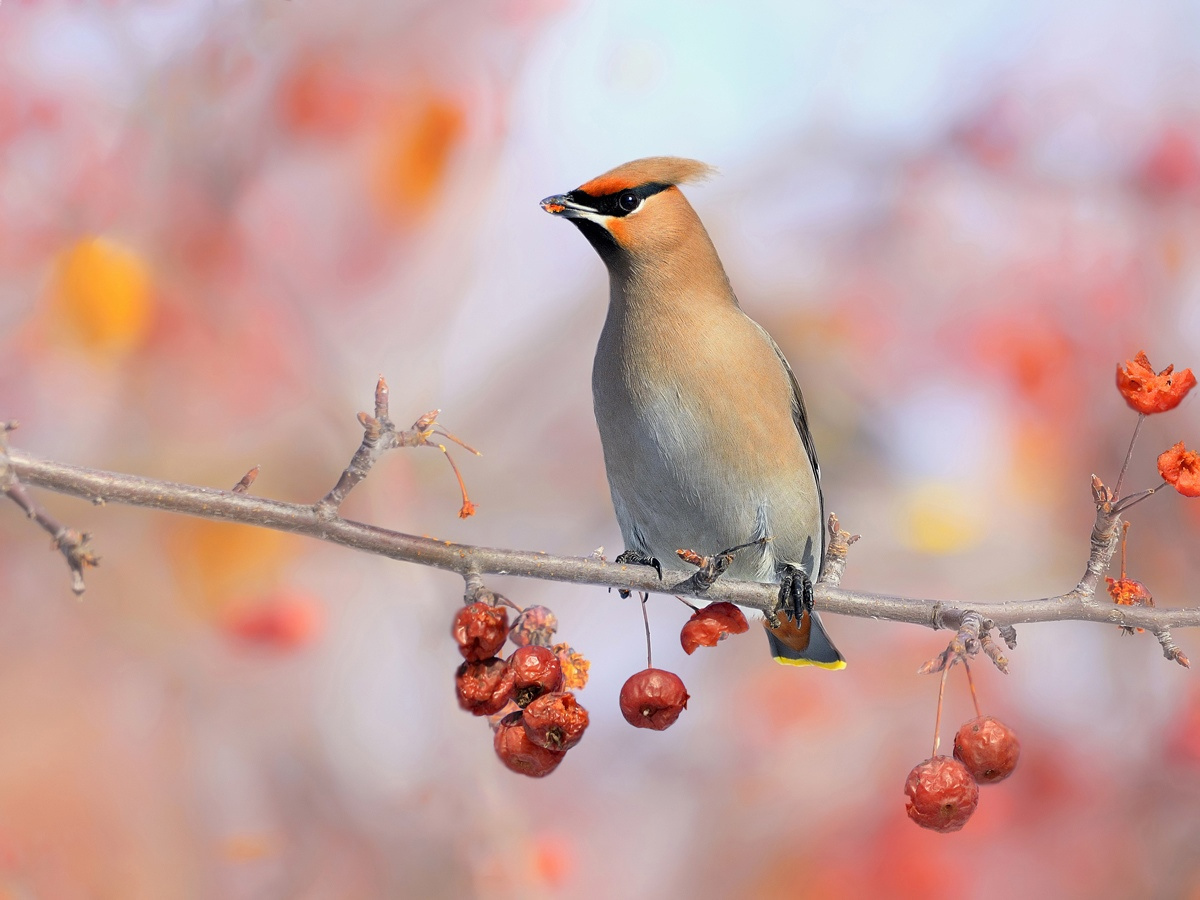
[
  {"xmin": 372, "ymin": 96, "xmax": 464, "ymax": 220},
  {"xmin": 166, "ymin": 519, "xmax": 300, "ymax": 615},
  {"xmin": 47, "ymin": 237, "xmax": 153, "ymax": 358},
  {"xmin": 899, "ymin": 481, "xmax": 983, "ymax": 554}
]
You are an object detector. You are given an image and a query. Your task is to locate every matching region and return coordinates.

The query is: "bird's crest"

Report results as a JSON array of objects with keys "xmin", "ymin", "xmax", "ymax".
[{"xmin": 577, "ymin": 157, "xmax": 715, "ymax": 197}]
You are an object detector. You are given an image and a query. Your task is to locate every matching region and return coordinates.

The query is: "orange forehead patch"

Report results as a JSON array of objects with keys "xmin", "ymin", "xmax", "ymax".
[
  {"xmin": 574, "ymin": 156, "xmax": 714, "ymax": 197},
  {"xmin": 577, "ymin": 174, "xmax": 637, "ymax": 196}
]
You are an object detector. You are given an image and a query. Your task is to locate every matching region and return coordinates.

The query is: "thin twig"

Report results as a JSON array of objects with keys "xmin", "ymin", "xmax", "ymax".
[
  {"xmin": 963, "ymin": 660, "xmax": 982, "ymax": 718},
  {"xmin": 315, "ymin": 378, "xmax": 478, "ymax": 519},
  {"xmin": 1114, "ymin": 483, "xmax": 1168, "ymax": 514},
  {"xmin": 1113, "ymin": 413, "xmax": 1145, "ymax": 500},
  {"xmin": 933, "ymin": 665, "xmax": 950, "ymax": 757},
  {"xmin": 820, "ymin": 513, "xmax": 860, "ymax": 588},
  {"xmin": 232, "ymin": 466, "xmax": 260, "ymax": 494},
  {"xmin": 434, "ymin": 443, "xmax": 477, "ymax": 519},
  {"xmin": 1155, "ymin": 629, "xmax": 1191, "ymax": 668},
  {"xmin": 979, "ymin": 630, "xmax": 1010, "ymax": 674},
  {"xmin": 920, "ymin": 612, "xmax": 1009, "ymax": 674},
  {"xmin": 640, "ymin": 594, "xmax": 652, "ymax": 669},
  {"xmin": 2, "ymin": 427, "xmax": 98, "ymax": 596}
]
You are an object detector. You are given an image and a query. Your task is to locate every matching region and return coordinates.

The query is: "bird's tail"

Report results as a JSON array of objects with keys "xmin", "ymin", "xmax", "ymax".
[{"xmin": 765, "ymin": 607, "xmax": 845, "ymax": 669}]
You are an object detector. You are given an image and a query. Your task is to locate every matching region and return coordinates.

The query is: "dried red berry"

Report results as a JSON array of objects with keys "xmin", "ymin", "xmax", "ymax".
[
  {"xmin": 904, "ymin": 756, "xmax": 979, "ymax": 833},
  {"xmin": 552, "ymin": 643, "xmax": 590, "ymax": 690},
  {"xmin": 680, "ymin": 601, "xmax": 749, "ymax": 654},
  {"xmin": 1106, "ymin": 577, "xmax": 1153, "ymax": 608},
  {"xmin": 494, "ymin": 712, "xmax": 565, "ymax": 778},
  {"xmin": 508, "ymin": 645, "xmax": 564, "ymax": 707},
  {"xmin": 1158, "ymin": 441, "xmax": 1200, "ymax": 498},
  {"xmin": 452, "ymin": 602, "xmax": 508, "ymax": 661},
  {"xmin": 953, "ymin": 716, "xmax": 1021, "ymax": 784},
  {"xmin": 485, "ymin": 699, "xmax": 522, "ymax": 730},
  {"xmin": 1116, "ymin": 351, "xmax": 1197, "ymax": 415},
  {"xmin": 1106, "ymin": 576, "xmax": 1154, "ymax": 634},
  {"xmin": 509, "ymin": 605, "xmax": 559, "ymax": 647},
  {"xmin": 523, "ymin": 691, "xmax": 590, "ymax": 751},
  {"xmin": 619, "ymin": 668, "xmax": 689, "ymax": 731},
  {"xmin": 454, "ymin": 657, "xmax": 515, "ymax": 716}
]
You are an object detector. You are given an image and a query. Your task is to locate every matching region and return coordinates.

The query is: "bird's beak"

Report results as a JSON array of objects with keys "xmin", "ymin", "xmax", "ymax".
[{"xmin": 540, "ymin": 194, "xmax": 592, "ymax": 218}]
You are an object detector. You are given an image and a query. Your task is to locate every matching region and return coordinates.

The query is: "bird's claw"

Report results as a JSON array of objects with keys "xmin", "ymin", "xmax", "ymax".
[
  {"xmin": 776, "ymin": 564, "xmax": 814, "ymax": 623},
  {"xmin": 615, "ymin": 550, "xmax": 662, "ymax": 598}
]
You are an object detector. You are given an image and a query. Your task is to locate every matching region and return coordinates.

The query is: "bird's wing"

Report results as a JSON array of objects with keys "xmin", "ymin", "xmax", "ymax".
[{"xmin": 751, "ymin": 321, "xmax": 826, "ymax": 578}]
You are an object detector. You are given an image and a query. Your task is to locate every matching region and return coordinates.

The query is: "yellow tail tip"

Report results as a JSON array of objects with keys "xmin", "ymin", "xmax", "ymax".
[{"xmin": 772, "ymin": 656, "xmax": 847, "ymax": 670}]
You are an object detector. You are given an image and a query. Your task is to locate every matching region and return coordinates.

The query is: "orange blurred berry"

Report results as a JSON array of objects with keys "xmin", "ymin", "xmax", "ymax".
[
  {"xmin": 47, "ymin": 236, "xmax": 153, "ymax": 358},
  {"xmin": 373, "ymin": 96, "xmax": 464, "ymax": 220}
]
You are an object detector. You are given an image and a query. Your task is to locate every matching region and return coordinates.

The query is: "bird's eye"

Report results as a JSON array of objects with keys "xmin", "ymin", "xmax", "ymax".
[{"xmin": 617, "ymin": 191, "xmax": 640, "ymax": 213}]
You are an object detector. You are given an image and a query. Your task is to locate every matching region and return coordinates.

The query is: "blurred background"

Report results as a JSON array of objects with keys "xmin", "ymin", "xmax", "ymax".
[{"xmin": 3, "ymin": 0, "xmax": 1200, "ymax": 896}]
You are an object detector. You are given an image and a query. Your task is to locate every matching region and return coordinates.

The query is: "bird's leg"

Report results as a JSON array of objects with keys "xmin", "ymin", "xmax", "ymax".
[{"xmin": 615, "ymin": 550, "xmax": 662, "ymax": 598}]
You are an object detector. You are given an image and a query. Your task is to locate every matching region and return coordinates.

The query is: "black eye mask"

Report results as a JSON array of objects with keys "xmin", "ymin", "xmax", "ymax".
[{"xmin": 567, "ymin": 182, "xmax": 671, "ymax": 218}]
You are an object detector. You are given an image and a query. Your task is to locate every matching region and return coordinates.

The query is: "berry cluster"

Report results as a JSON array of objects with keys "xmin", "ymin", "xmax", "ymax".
[
  {"xmin": 452, "ymin": 600, "xmax": 590, "ymax": 778},
  {"xmin": 904, "ymin": 665, "xmax": 1020, "ymax": 832}
]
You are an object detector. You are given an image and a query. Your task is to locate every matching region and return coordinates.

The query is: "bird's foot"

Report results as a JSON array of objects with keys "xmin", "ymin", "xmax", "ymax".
[
  {"xmin": 614, "ymin": 550, "xmax": 662, "ymax": 598},
  {"xmin": 776, "ymin": 563, "xmax": 814, "ymax": 624},
  {"xmin": 677, "ymin": 538, "xmax": 768, "ymax": 592}
]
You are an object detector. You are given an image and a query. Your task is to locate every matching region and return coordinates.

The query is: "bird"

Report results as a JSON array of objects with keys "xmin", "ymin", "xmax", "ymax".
[{"xmin": 541, "ymin": 156, "xmax": 844, "ymax": 669}]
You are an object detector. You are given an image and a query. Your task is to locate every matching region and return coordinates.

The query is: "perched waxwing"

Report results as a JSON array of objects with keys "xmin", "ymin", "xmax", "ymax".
[{"xmin": 541, "ymin": 157, "xmax": 844, "ymax": 669}]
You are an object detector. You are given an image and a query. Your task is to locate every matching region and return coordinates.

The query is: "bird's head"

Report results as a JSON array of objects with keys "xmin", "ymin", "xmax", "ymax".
[{"xmin": 541, "ymin": 157, "xmax": 715, "ymax": 268}]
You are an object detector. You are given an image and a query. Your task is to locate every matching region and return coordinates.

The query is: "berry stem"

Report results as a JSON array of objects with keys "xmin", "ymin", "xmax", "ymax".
[
  {"xmin": 1114, "ymin": 482, "xmax": 1167, "ymax": 513},
  {"xmin": 640, "ymin": 593, "xmax": 653, "ymax": 669},
  {"xmin": 1119, "ymin": 521, "xmax": 1130, "ymax": 579},
  {"xmin": 932, "ymin": 663, "xmax": 950, "ymax": 757},
  {"xmin": 1113, "ymin": 413, "xmax": 1144, "ymax": 501},
  {"xmin": 963, "ymin": 659, "xmax": 982, "ymax": 719}
]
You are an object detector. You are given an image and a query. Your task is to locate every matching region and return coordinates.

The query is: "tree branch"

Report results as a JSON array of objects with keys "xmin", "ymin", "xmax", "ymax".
[
  {"xmin": 5, "ymin": 446, "xmax": 1200, "ymax": 636},
  {"xmin": 1, "ymin": 424, "xmax": 99, "ymax": 596}
]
